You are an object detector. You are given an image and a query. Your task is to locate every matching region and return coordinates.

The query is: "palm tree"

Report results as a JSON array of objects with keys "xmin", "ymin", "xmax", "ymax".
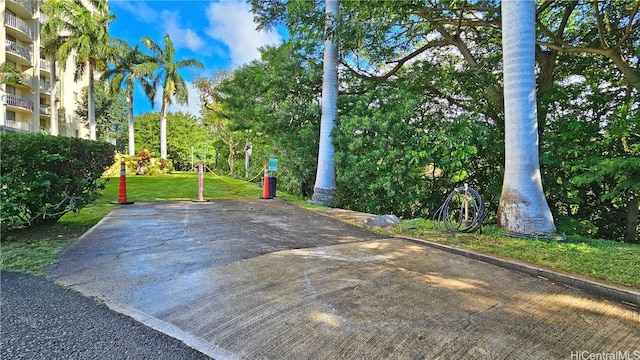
[
  {"xmin": 311, "ymin": 0, "xmax": 339, "ymax": 206},
  {"xmin": 497, "ymin": 0, "xmax": 556, "ymax": 236},
  {"xmin": 142, "ymin": 34, "xmax": 204, "ymax": 160},
  {"xmin": 102, "ymin": 40, "xmax": 157, "ymax": 155},
  {"xmin": 41, "ymin": 0, "xmax": 113, "ymax": 141}
]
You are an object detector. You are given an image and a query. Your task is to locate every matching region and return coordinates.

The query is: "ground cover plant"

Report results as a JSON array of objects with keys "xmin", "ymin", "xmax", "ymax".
[{"xmin": 2, "ymin": 172, "xmax": 638, "ymax": 289}]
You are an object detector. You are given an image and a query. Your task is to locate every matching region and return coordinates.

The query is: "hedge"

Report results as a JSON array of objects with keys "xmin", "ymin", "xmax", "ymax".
[{"xmin": 0, "ymin": 132, "xmax": 115, "ymax": 231}]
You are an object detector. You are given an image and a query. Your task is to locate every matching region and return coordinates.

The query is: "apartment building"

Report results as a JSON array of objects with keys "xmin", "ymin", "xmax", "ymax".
[{"xmin": 1, "ymin": 0, "xmax": 90, "ymax": 138}]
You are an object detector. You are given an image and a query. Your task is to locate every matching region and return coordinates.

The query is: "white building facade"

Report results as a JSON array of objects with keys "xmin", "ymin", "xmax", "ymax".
[{"xmin": 1, "ymin": 0, "xmax": 91, "ymax": 138}]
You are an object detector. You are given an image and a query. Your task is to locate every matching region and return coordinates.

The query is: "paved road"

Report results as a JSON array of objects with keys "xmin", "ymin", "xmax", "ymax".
[
  {"xmin": 1, "ymin": 271, "xmax": 210, "ymax": 359},
  {"xmin": 18, "ymin": 200, "xmax": 640, "ymax": 358}
]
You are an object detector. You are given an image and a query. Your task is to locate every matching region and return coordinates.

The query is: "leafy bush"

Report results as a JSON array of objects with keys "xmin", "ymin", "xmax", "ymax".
[
  {"xmin": 103, "ymin": 150, "xmax": 173, "ymax": 177},
  {"xmin": 0, "ymin": 132, "xmax": 115, "ymax": 230},
  {"xmin": 103, "ymin": 154, "xmax": 139, "ymax": 177},
  {"xmin": 134, "ymin": 149, "xmax": 173, "ymax": 175}
]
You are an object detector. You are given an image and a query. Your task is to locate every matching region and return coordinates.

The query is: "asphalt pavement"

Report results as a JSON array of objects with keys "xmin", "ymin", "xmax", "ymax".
[{"xmin": 1, "ymin": 271, "xmax": 210, "ymax": 359}]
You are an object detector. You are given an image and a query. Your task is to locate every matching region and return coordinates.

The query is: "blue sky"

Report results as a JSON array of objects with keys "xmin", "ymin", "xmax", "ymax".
[{"xmin": 108, "ymin": 0, "xmax": 285, "ymax": 116}]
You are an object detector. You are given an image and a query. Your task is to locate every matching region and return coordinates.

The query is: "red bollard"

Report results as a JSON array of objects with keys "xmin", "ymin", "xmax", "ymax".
[
  {"xmin": 112, "ymin": 157, "xmax": 134, "ymax": 205},
  {"xmin": 260, "ymin": 164, "xmax": 272, "ymax": 199}
]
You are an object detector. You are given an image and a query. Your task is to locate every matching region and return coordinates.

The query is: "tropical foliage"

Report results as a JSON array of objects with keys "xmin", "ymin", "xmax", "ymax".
[
  {"xmin": 101, "ymin": 40, "xmax": 158, "ymax": 155},
  {"xmin": 225, "ymin": 0, "xmax": 639, "ymax": 242},
  {"xmin": 141, "ymin": 35, "xmax": 204, "ymax": 160},
  {"xmin": 0, "ymin": 132, "xmax": 115, "ymax": 231},
  {"xmin": 33, "ymin": 0, "xmax": 638, "ymax": 243},
  {"xmin": 132, "ymin": 111, "xmax": 213, "ymax": 171}
]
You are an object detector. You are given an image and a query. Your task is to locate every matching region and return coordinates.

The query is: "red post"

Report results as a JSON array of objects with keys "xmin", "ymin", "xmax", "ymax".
[
  {"xmin": 112, "ymin": 157, "xmax": 133, "ymax": 204},
  {"xmin": 192, "ymin": 162, "xmax": 209, "ymax": 202},
  {"xmin": 198, "ymin": 162, "xmax": 204, "ymax": 201},
  {"xmin": 260, "ymin": 163, "xmax": 272, "ymax": 199}
]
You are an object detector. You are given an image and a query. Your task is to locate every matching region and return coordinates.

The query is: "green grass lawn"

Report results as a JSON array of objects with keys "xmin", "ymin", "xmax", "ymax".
[
  {"xmin": 2, "ymin": 172, "xmax": 639, "ymax": 289},
  {"xmin": 393, "ymin": 219, "xmax": 640, "ymax": 288}
]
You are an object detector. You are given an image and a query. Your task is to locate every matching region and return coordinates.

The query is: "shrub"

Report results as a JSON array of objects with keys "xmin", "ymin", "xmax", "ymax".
[
  {"xmin": 0, "ymin": 132, "xmax": 115, "ymax": 231},
  {"xmin": 102, "ymin": 150, "xmax": 173, "ymax": 177},
  {"xmin": 103, "ymin": 154, "xmax": 139, "ymax": 177}
]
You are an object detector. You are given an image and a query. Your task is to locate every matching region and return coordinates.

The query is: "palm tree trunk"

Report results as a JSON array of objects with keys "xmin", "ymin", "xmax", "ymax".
[
  {"xmin": 128, "ymin": 96, "xmax": 135, "ymax": 156},
  {"xmin": 49, "ymin": 59, "xmax": 58, "ymax": 136},
  {"xmin": 497, "ymin": 0, "xmax": 556, "ymax": 235},
  {"xmin": 88, "ymin": 68, "xmax": 96, "ymax": 140},
  {"xmin": 312, "ymin": 0, "xmax": 339, "ymax": 206},
  {"xmin": 160, "ymin": 100, "xmax": 168, "ymax": 159},
  {"xmin": 625, "ymin": 195, "xmax": 639, "ymax": 244}
]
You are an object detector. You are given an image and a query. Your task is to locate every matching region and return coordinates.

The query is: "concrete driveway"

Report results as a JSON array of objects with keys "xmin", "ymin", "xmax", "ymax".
[{"xmin": 45, "ymin": 200, "xmax": 640, "ymax": 359}]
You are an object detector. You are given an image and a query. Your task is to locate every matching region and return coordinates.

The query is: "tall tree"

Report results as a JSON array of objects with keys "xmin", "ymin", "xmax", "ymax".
[
  {"xmin": 102, "ymin": 40, "xmax": 157, "ymax": 155},
  {"xmin": 142, "ymin": 34, "xmax": 204, "ymax": 160},
  {"xmin": 41, "ymin": 0, "xmax": 113, "ymax": 141},
  {"xmin": 497, "ymin": 0, "xmax": 556, "ymax": 235},
  {"xmin": 312, "ymin": 0, "xmax": 339, "ymax": 206}
]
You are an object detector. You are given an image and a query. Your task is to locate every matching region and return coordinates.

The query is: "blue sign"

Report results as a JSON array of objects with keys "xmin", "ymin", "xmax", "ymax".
[{"xmin": 268, "ymin": 158, "xmax": 278, "ymax": 172}]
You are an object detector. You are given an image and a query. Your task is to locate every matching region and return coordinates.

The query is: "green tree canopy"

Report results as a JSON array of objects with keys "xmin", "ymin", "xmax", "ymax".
[{"xmin": 133, "ymin": 111, "xmax": 212, "ymax": 171}]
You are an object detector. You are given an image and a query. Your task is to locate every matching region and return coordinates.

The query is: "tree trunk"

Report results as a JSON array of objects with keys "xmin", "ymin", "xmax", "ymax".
[
  {"xmin": 497, "ymin": 0, "xmax": 556, "ymax": 236},
  {"xmin": 228, "ymin": 142, "xmax": 235, "ymax": 176},
  {"xmin": 49, "ymin": 59, "xmax": 58, "ymax": 136},
  {"xmin": 160, "ymin": 99, "xmax": 167, "ymax": 159},
  {"xmin": 128, "ymin": 96, "xmax": 135, "ymax": 156},
  {"xmin": 245, "ymin": 139, "xmax": 252, "ymax": 178},
  {"xmin": 88, "ymin": 68, "xmax": 96, "ymax": 140},
  {"xmin": 625, "ymin": 195, "xmax": 639, "ymax": 244},
  {"xmin": 312, "ymin": 0, "xmax": 339, "ymax": 206}
]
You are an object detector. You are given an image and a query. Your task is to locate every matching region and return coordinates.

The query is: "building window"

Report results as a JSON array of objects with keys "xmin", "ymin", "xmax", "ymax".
[
  {"xmin": 6, "ymin": 86, "xmax": 16, "ymax": 95},
  {"xmin": 7, "ymin": 111, "xmax": 16, "ymax": 122}
]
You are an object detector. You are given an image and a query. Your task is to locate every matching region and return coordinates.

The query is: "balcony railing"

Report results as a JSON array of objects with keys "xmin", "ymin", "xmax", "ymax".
[
  {"xmin": 5, "ymin": 13, "xmax": 33, "ymax": 38},
  {"xmin": 57, "ymin": 107, "xmax": 66, "ymax": 122},
  {"xmin": 40, "ymin": 106, "xmax": 51, "ymax": 116},
  {"xmin": 5, "ymin": 40, "xmax": 32, "ymax": 62},
  {"xmin": 3, "ymin": 94, "xmax": 34, "ymax": 111},
  {"xmin": 11, "ymin": 0, "xmax": 35, "ymax": 15},
  {"xmin": 40, "ymin": 58, "xmax": 50, "ymax": 72},
  {"xmin": 3, "ymin": 119, "xmax": 33, "ymax": 132},
  {"xmin": 40, "ymin": 79, "xmax": 52, "ymax": 92}
]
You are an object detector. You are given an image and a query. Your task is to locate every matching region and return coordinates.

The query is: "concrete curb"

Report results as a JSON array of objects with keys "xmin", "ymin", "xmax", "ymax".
[
  {"xmin": 105, "ymin": 300, "xmax": 240, "ymax": 360},
  {"xmin": 395, "ymin": 235, "xmax": 640, "ymax": 308}
]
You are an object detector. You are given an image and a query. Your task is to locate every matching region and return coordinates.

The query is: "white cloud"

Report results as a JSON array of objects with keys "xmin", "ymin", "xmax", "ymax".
[
  {"xmin": 205, "ymin": 1, "xmax": 282, "ymax": 66},
  {"xmin": 160, "ymin": 10, "xmax": 206, "ymax": 52},
  {"xmin": 112, "ymin": 0, "xmax": 159, "ymax": 23},
  {"xmin": 113, "ymin": 1, "xmax": 205, "ymax": 52}
]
